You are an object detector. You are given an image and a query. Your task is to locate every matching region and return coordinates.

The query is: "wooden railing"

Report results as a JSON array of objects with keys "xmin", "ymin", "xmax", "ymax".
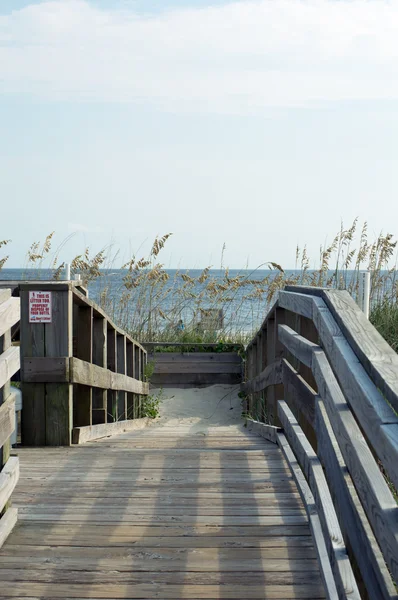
[
  {"xmin": 243, "ymin": 286, "xmax": 398, "ymax": 600},
  {"xmin": 145, "ymin": 343, "xmax": 243, "ymax": 387},
  {"xmin": 0, "ymin": 289, "xmax": 20, "ymax": 548},
  {"xmin": 19, "ymin": 282, "xmax": 149, "ymax": 446}
]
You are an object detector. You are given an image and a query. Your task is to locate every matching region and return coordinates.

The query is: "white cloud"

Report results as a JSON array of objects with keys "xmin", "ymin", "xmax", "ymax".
[{"xmin": 0, "ymin": 0, "xmax": 398, "ymax": 113}]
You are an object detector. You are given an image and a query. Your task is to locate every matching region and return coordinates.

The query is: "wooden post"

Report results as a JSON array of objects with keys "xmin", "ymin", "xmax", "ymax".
[
  {"xmin": 266, "ymin": 307, "xmax": 285, "ymax": 426},
  {"xmin": 126, "ymin": 341, "xmax": 134, "ymax": 420},
  {"xmin": 0, "ymin": 325, "xmax": 11, "ymax": 485},
  {"xmin": 44, "ymin": 289, "xmax": 73, "ymax": 446},
  {"xmin": 74, "ymin": 305, "xmax": 92, "ymax": 427},
  {"xmin": 134, "ymin": 346, "xmax": 142, "ymax": 418},
  {"xmin": 106, "ymin": 328, "xmax": 117, "ymax": 423},
  {"xmin": 20, "ymin": 284, "xmax": 73, "ymax": 446},
  {"xmin": 251, "ymin": 340, "xmax": 258, "ymax": 419},
  {"xmin": 92, "ymin": 316, "xmax": 107, "ymax": 425},
  {"xmin": 116, "ymin": 334, "xmax": 126, "ymax": 421},
  {"xmin": 20, "ymin": 288, "xmax": 45, "ymax": 446}
]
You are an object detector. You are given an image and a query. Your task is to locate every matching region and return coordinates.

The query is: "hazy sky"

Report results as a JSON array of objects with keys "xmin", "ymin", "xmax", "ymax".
[{"xmin": 1, "ymin": 0, "xmax": 398, "ymax": 269}]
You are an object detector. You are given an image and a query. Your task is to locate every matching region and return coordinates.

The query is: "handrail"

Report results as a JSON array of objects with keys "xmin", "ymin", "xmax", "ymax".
[
  {"xmin": 243, "ymin": 286, "xmax": 398, "ymax": 600},
  {"xmin": 18, "ymin": 281, "xmax": 148, "ymax": 446},
  {"xmin": 0, "ymin": 289, "xmax": 20, "ymax": 549}
]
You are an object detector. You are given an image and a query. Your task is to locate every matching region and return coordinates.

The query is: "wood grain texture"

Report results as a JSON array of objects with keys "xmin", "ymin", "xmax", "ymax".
[
  {"xmin": 282, "ymin": 359, "xmax": 316, "ymax": 428},
  {"xmin": 22, "ymin": 357, "xmax": 69, "ymax": 383},
  {"xmin": 278, "ymin": 402, "xmax": 360, "ymax": 600},
  {"xmin": 72, "ymin": 417, "xmax": 151, "ymax": 444},
  {"xmin": 245, "ymin": 419, "xmax": 281, "ymax": 444},
  {"xmin": 277, "ymin": 433, "xmax": 338, "ymax": 600},
  {"xmin": 0, "ymin": 458, "xmax": 19, "ymax": 514},
  {"xmin": 0, "ymin": 396, "xmax": 15, "ymax": 450},
  {"xmin": 278, "ymin": 325, "xmax": 320, "ymax": 369},
  {"xmin": 0, "ymin": 347, "xmax": 20, "ymax": 390},
  {"xmin": 312, "ymin": 351, "xmax": 398, "ymax": 583},
  {"xmin": 311, "ymin": 296, "xmax": 398, "ymax": 492},
  {"xmin": 0, "ymin": 297, "xmax": 20, "ymax": 338},
  {"xmin": 1, "ymin": 421, "xmax": 326, "ymax": 600},
  {"xmin": 278, "ymin": 291, "xmax": 314, "ymax": 320},
  {"xmin": 0, "ymin": 507, "xmax": 17, "ymax": 550},
  {"xmin": 241, "ymin": 360, "xmax": 283, "ymax": 394},
  {"xmin": 70, "ymin": 358, "xmax": 148, "ymax": 395},
  {"xmin": 315, "ymin": 399, "xmax": 396, "ymax": 600}
]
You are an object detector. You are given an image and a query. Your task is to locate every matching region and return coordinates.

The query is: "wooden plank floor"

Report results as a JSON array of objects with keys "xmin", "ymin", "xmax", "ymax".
[{"xmin": 0, "ymin": 424, "xmax": 326, "ymax": 599}]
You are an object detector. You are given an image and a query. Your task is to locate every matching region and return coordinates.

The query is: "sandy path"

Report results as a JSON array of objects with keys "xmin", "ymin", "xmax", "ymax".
[{"xmin": 148, "ymin": 384, "xmax": 246, "ymax": 433}]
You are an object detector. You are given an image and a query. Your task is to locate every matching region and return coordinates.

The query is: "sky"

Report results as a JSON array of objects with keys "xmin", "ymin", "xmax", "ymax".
[{"xmin": 1, "ymin": 0, "xmax": 398, "ymax": 269}]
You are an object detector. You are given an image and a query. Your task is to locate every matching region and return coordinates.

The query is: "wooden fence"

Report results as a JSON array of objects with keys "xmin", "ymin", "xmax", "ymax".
[
  {"xmin": 0, "ymin": 290, "xmax": 20, "ymax": 548},
  {"xmin": 19, "ymin": 282, "xmax": 149, "ymax": 445},
  {"xmin": 243, "ymin": 286, "xmax": 398, "ymax": 600},
  {"xmin": 145, "ymin": 343, "xmax": 243, "ymax": 387}
]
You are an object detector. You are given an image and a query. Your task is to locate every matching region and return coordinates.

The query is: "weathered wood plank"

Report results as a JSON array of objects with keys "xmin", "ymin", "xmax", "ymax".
[
  {"xmin": 22, "ymin": 357, "xmax": 69, "ymax": 383},
  {"xmin": 72, "ymin": 417, "xmax": 152, "ymax": 444},
  {"xmin": 311, "ymin": 297, "xmax": 398, "ymax": 492},
  {"xmin": 282, "ymin": 359, "xmax": 316, "ymax": 428},
  {"xmin": 278, "ymin": 324, "xmax": 320, "ymax": 369},
  {"xmin": 69, "ymin": 358, "xmax": 148, "ymax": 395},
  {"xmin": 241, "ymin": 360, "xmax": 283, "ymax": 394},
  {"xmin": 154, "ymin": 361, "xmax": 242, "ymax": 374},
  {"xmin": 0, "ymin": 346, "xmax": 20, "ymax": 390},
  {"xmin": 246, "ymin": 419, "xmax": 281, "ymax": 444},
  {"xmin": 325, "ymin": 289, "xmax": 398, "ymax": 414},
  {"xmin": 0, "ymin": 457, "xmax": 19, "ymax": 513},
  {"xmin": 312, "ymin": 351, "xmax": 398, "ymax": 583},
  {"xmin": 0, "ymin": 297, "xmax": 20, "ymax": 338},
  {"xmin": 278, "ymin": 401, "xmax": 360, "ymax": 600},
  {"xmin": 0, "ymin": 507, "xmax": 17, "ymax": 550},
  {"xmin": 154, "ymin": 352, "xmax": 242, "ymax": 363},
  {"xmin": 277, "ymin": 433, "xmax": 339, "ymax": 600},
  {"xmin": 0, "ymin": 395, "xmax": 15, "ymax": 450},
  {"xmin": 278, "ymin": 291, "xmax": 314, "ymax": 320},
  {"xmin": 315, "ymin": 398, "xmax": 396, "ymax": 600}
]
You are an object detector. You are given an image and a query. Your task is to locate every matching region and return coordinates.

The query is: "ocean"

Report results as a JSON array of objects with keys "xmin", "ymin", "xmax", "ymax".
[{"xmin": 0, "ymin": 268, "xmax": 367, "ymax": 335}]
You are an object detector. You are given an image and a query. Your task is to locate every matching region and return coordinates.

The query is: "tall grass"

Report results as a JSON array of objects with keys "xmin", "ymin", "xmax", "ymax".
[{"xmin": 1, "ymin": 219, "xmax": 397, "ymax": 347}]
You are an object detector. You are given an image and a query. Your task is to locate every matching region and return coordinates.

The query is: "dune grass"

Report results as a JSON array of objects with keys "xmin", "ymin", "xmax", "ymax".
[{"xmin": 1, "ymin": 219, "xmax": 397, "ymax": 348}]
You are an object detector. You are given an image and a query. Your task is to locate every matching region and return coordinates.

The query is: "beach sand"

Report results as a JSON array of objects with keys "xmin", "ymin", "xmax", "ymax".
[{"xmin": 148, "ymin": 384, "xmax": 246, "ymax": 433}]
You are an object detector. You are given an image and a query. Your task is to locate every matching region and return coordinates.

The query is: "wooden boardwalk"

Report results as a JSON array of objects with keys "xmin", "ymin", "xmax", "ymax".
[{"xmin": 0, "ymin": 424, "xmax": 325, "ymax": 599}]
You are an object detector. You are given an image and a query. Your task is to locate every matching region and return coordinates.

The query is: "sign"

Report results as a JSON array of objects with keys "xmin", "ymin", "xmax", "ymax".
[{"xmin": 29, "ymin": 291, "xmax": 52, "ymax": 323}]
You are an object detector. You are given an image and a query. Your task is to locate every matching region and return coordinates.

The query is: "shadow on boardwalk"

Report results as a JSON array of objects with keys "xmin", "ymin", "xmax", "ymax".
[{"xmin": 0, "ymin": 385, "xmax": 326, "ymax": 599}]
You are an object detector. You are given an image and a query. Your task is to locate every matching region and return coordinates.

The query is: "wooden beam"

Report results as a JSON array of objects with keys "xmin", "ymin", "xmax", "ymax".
[
  {"xmin": 72, "ymin": 417, "xmax": 151, "ymax": 444},
  {"xmin": 276, "ymin": 433, "xmax": 339, "ymax": 600},
  {"xmin": 0, "ymin": 396, "xmax": 15, "ymax": 450},
  {"xmin": 241, "ymin": 360, "xmax": 283, "ymax": 394},
  {"xmin": 315, "ymin": 399, "xmax": 396, "ymax": 600},
  {"xmin": 70, "ymin": 358, "xmax": 148, "ymax": 395},
  {"xmin": 0, "ymin": 507, "xmax": 17, "ymax": 550},
  {"xmin": 0, "ymin": 457, "xmax": 19, "ymax": 513},
  {"xmin": 0, "ymin": 347, "xmax": 20, "ymax": 390},
  {"xmin": 22, "ymin": 357, "xmax": 69, "ymax": 383},
  {"xmin": 245, "ymin": 420, "xmax": 281, "ymax": 444},
  {"xmin": 312, "ymin": 351, "xmax": 398, "ymax": 583},
  {"xmin": 278, "ymin": 291, "xmax": 314, "ymax": 320},
  {"xmin": 0, "ymin": 297, "xmax": 20, "ymax": 338},
  {"xmin": 278, "ymin": 401, "xmax": 360, "ymax": 600},
  {"xmin": 278, "ymin": 325, "xmax": 320, "ymax": 369},
  {"xmin": 282, "ymin": 359, "xmax": 316, "ymax": 428},
  {"xmin": 311, "ymin": 297, "xmax": 398, "ymax": 493}
]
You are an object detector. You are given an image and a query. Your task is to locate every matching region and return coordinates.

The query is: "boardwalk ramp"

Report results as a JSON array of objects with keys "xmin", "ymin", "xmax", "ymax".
[{"xmin": 0, "ymin": 385, "xmax": 326, "ymax": 599}]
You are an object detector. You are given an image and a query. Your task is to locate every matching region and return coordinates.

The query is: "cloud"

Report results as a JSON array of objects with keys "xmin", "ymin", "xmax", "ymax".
[{"xmin": 0, "ymin": 0, "xmax": 398, "ymax": 113}]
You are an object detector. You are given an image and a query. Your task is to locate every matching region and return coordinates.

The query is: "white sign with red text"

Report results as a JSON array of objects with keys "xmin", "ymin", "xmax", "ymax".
[{"xmin": 29, "ymin": 291, "xmax": 52, "ymax": 323}]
